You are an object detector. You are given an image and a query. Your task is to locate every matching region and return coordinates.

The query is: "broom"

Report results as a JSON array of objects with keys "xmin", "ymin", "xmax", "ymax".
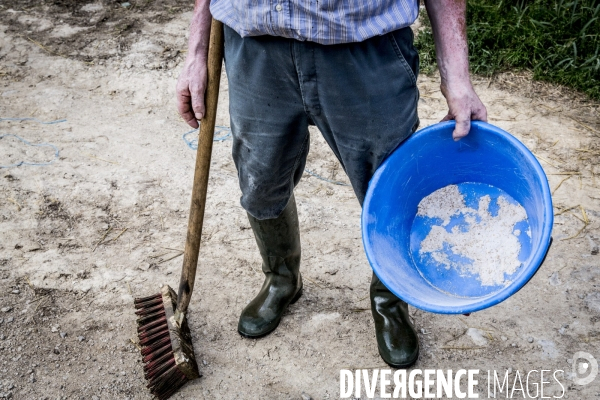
[{"xmin": 133, "ymin": 18, "xmax": 224, "ymax": 400}]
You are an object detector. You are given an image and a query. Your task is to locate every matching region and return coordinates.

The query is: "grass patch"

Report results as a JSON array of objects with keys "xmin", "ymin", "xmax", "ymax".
[{"xmin": 415, "ymin": 0, "xmax": 600, "ymax": 99}]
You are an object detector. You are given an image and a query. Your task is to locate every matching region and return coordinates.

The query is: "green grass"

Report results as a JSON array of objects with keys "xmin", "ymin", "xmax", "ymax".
[{"xmin": 415, "ymin": 0, "xmax": 600, "ymax": 100}]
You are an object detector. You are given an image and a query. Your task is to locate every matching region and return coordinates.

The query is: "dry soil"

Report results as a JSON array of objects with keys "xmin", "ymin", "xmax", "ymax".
[{"xmin": 1, "ymin": 2, "xmax": 600, "ymax": 399}]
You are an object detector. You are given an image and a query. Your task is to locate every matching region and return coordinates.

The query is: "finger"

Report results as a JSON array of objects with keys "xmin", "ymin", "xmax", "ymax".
[
  {"xmin": 440, "ymin": 113, "xmax": 453, "ymax": 122},
  {"xmin": 177, "ymin": 91, "xmax": 199, "ymax": 129},
  {"xmin": 452, "ymin": 114, "xmax": 471, "ymax": 141},
  {"xmin": 191, "ymin": 92, "xmax": 205, "ymax": 121},
  {"xmin": 177, "ymin": 99, "xmax": 199, "ymax": 128},
  {"xmin": 472, "ymin": 105, "xmax": 488, "ymax": 122}
]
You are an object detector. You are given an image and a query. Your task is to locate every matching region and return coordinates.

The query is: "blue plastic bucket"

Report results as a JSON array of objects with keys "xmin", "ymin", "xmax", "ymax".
[{"xmin": 362, "ymin": 121, "xmax": 553, "ymax": 314}]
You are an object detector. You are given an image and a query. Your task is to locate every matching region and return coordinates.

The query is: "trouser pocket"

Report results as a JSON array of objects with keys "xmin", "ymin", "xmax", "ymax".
[{"xmin": 388, "ymin": 27, "xmax": 419, "ymax": 86}]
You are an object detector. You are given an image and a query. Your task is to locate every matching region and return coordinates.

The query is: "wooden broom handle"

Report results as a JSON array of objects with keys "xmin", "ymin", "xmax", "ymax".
[{"xmin": 176, "ymin": 18, "xmax": 224, "ymax": 319}]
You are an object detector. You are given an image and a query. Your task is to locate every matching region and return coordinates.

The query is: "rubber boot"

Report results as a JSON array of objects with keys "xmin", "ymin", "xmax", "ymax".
[
  {"xmin": 238, "ymin": 195, "xmax": 303, "ymax": 338},
  {"xmin": 370, "ymin": 273, "xmax": 419, "ymax": 368}
]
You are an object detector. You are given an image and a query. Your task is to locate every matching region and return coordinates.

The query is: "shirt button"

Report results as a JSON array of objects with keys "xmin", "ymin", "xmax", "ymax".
[{"xmin": 275, "ymin": 4, "xmax": 282, "ymax": 11}]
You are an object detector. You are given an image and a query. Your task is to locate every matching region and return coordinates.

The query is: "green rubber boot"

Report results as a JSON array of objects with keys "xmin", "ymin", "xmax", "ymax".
[
  {"xmin": 370, "ymin": 273, "xmax": 419, "ymax": 368},
  {"xmin": 238, "ymin": 195, "xmax": 303, "ymax": 338}
]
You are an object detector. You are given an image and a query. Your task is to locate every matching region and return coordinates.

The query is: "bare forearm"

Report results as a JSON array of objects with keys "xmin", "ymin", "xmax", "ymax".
[
  {"xmin": 424, "ymin": 0, "xmax": 470, "ymax": 89},
  {"xmin": 187, "ymin": 0, "xmax": 212, "ymax": 60},
  {"xmin": 176, "ymin": 0, "xmax": 212, "ymax": 127},
  {"xmin": 423, "ymin": 0, "xmax": 487, "ymax": 140}
]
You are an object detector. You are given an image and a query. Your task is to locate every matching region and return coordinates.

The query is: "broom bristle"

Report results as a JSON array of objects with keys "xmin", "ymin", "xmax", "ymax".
[{"xmin": 135, "ymin": 292, "xmax": 190, "ymax": 400}]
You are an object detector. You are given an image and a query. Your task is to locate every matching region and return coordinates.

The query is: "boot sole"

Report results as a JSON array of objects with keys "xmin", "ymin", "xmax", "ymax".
[
  {"xmin": 378, "ymin": 345, "xmax": 419, "ymax": 369},
  {"xmin": 238, "ymin": 286, "xmax": 303, "ymax": 339}
]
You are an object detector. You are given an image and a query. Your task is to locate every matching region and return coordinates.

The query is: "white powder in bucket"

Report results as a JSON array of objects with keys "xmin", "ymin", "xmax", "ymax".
[{"xmin": 417, "ymin": 184, "xmax": 528, "ymax": 286}]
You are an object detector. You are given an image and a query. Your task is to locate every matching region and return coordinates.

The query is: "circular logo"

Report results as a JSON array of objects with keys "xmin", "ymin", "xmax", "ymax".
[{"xmin": 572, "ymin": 351, "xmax": 598, "ymax": 385}]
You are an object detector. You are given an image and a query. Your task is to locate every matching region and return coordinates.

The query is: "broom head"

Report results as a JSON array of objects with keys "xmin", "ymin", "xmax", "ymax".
[{"xmin": 134, "ymin": 285, "xmax": 200, "ymax": 399}]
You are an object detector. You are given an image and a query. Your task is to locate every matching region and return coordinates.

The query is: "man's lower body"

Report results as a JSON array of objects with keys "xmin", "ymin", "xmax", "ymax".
[{"xmin": 223, "ymin": 24, "xmax": 420, "ymax": 368}]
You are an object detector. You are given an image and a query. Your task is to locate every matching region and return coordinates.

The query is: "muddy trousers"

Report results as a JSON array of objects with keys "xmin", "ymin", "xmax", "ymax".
[{"xmin": 223, "ymin": 24, "xmax": 420, "ymax": 219}]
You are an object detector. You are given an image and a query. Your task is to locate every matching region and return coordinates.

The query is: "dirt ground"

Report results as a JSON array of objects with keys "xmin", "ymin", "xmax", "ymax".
[{"xmin": 1, "ymin": 2, "xmax": 600, "ymax": 399}]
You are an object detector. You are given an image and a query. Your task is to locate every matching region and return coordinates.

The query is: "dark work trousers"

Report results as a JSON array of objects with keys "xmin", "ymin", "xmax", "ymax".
[{"xmin": 224, "ymin": 24, "xmax": 420, "ymax": 220}]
